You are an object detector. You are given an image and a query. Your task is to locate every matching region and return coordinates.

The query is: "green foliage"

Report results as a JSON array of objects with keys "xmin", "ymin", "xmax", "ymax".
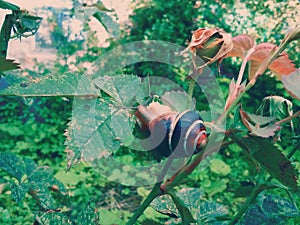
[
  {"xmin": 242, "ymin": 193, "xmax": 300, "ymax": 225},
  {"xmin": 0, "ymin": 0, "xmax": 19, "ymax": 10},
  {"xmin": 151, "ymin": 188, "xmax": 229, "ymax": 224},
  {"xmin": 0, "ymin": 152, "xmax": 66, "ymax": 209}
]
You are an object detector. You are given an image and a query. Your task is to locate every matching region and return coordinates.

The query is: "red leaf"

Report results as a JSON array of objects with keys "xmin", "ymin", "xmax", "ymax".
[
  {"xmin": 248, "ymin": 43, "xmax": 296, "ymax": 80},
  {"xmin": 225, "ymin": 34, "xmax": 255, "ymax": 58},
  {"xmin": 281, "ymin": 69, "xmax": 300, "ymax": 100},
  {"xmin": 239, "ymin": 107, "xmax": 280, "ymax": 138}
]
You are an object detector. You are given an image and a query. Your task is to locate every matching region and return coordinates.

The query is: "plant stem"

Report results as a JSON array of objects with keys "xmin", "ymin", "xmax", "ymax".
[
  {"xmin": 126, "ymin": 182, "xmax": 162, "ymax": 225},
  {"xmin": 228, "ymin": 184, "xmax": 265, "ymax": 225},
  {"xmin": 277, "ymin": 110, "xmax": 300, "ymax": 125},
  {"xmin": 188, "ymin": 78, "xmax": 196, "ymax": 98},
  {"xmin": 187, "ymin": 67, "xmax": 202, "ymax": 99},
  {"xmin": 218, "ymin": 32, "xmax": 292, "ymax": 125},
  {"xmin": 0, "ymin": 14, "xmax": 15, "ymax": 58},
  {"xmin": 161, "ymin": 134, "xmax": 224, "ymax": 192},
  {"xmin": 287, "ymin": 141, "xmax": 300, "ymax": 159},
  {"xmin": 127, "ymin": 157, "xmax": 174, "ymax": 224}
]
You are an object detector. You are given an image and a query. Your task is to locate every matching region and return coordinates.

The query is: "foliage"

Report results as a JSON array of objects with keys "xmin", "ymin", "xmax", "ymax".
[{"xmin": 0, "ymin": 0, "xmax": 300, "ymax": 225}]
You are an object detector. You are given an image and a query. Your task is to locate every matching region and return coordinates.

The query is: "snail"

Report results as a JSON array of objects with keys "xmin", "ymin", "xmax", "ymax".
[{"xmin": 135, "ymin": 102, "xmax": 207, "ymax": 160}]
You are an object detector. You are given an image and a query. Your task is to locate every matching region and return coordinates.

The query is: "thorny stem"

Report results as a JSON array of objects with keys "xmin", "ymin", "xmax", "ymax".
[
  {"xmin": 161, "ymin": 136, "xmax": 226, "ymax": 192},
  {"xmin": 217, "ymin": 37, "xmax": 288, "ymax": 125},
  {"xmin": 127, "ymin": 157, "xmax": 174, "ymax": 225},
  {"xmin": 228, "ymin": 184, "xmax": 277, "ymax": 225},
  {"xmin": 287, "ymin": 141, "xmax": 300, "ymax": 159},
  {"xmin": 277, "ymin": 110, "xmax": 300, "ymax": 125},
  {"xmin": 126, "ymin": 182, "xmax": 162, "ymax": 225},
  {"xmin": 187, "ymin": 66, "xmax": 202, "ymax": 98}
]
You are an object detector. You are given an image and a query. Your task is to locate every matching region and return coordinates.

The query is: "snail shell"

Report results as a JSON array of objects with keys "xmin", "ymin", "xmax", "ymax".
[{"xmin": 135, "ymin": 102, "xmax": 207, "ymax": 159}]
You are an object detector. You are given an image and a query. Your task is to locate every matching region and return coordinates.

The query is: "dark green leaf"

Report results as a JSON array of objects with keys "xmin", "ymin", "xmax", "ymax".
[
  {"xmin": 0, "ymin": 0, "xmax": 19, "ymax": 10},
  {"xmin": 258, "ymin": 194, "xmax": 300, "ymax": 218},
  {"xmin": 168, "ymin": 191, "xmax": 196, "ymax": 224},
  {"xmin": 35, "ymin": 212, "xmax": 72, "ymax": 225},
  {"xmin": 242, "ymin": 204, "xmax": 286, "ymax": 225},
  {"xmin": 77, "ymin": 202, "xmax": 99, "ymax": 225},
  {"xmin": 28, "ymin": 167, "xmax": 66, "ymax": 210},
  {"xmin": 0, "ymin": 58, "xmax": 20, "ymax": 72},
  {"xmin": 242, "ymin": 193, "xmax": 300, "ymax": 225},
  {"xmin": 234, "ymin": 181, "xmax": 255, "ymax": 198},
  {"xmin": 232, "ymin": 136, "xmax": 298, "ymax": 190},
  {"xmin": 0, "ymin": 152, "xmax": 25, "ymax": 182},
  {"xmin": 10, "ymin": 182, "xmax": 28, "ymax": 203}
]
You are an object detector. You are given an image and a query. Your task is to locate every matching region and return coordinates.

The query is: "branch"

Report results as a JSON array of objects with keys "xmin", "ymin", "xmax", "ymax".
[
  {"xmin": 160, "ymin": 136, "xmax": 227, "ymax": 192},
  {"xmin": 277, "ymin": 110, "xmax": 300, "ymax": 125},
  {"xmin": 0, "ymin": 14, "xmax": 15, "ymax": 58}
]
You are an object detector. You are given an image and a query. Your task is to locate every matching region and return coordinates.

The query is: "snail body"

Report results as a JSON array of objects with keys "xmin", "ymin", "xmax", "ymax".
[{"xmin": 135, "ymin": 102, "xmax": 207, "ymax": 159}]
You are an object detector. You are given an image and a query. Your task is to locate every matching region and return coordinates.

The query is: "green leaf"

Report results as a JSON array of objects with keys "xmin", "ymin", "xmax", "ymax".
[
  {"xmin": 204, "ymin": 179, "xmax": 228, "ymax": 197},
  {"xmin": 151, "ymin": 188, "xmax": 228, "ymax": 223},
  {"xmin": 0, "ymin": 0, "xmax": 19, "ymax": 10},
  {"xmin": 257, "ymin": 96, "xmax": 293, "ymax": 121},
  {"xmin": 210, "ymin": 158, "xmax": 231, "ymax": 176},
  {"xmin": 168, "ymin": 191, "xmax": 196, "ymax": 224},
  {"xmin": 94, "ymin": 74, "xmax": 142, "ymax": 107},
  {"xmin": 258, "ymin": 194, "xmax": 300, "ymax": 218},
  {"xmin": 77, "ymin": 202, "xmax": 99, "ymax": 225},
  {"xmin": 0, "ymin": 152, "xmax": 25, "ymax": 182},
  {"xmin": 27, "ymin": 166, "xmax": 66, "ymax": 209},
  {"xmin": 0, "ymin": 124, "xmax": 24, "ymax": 136},
  {"xmin": 161, "ymin": 90, "xmax": 195, "ymax": 112},
  {"xmin": 246, "ymin": 113, "xmax": 277, "ymax": 126},
  {"xmin": 10, "ymin": 182, "xmax": 28, "ymax": 203},
  {"xmin": 243, "ymin": 194, "xmax": 300, "ymax": 225},
  {"xmin": 0, "ymin": 58, "xmax": 20, "ymax": 72},
  {"xmin": 231, "ymin": 136, "xmax": 298, "ymax": 190},
  {"xmin": 198, "ymin": 201, "xmax": 229, "ymax": 224},
  {"xmin": 0, "ymin": 72, "xmax": 84, "ymax": 95},
  {"xmin": 151, "ymin": 188, "xmax": 204, "ymax": 218},
  {"xmin": 93, "ymin": 12, "xmax": 120, "ymax": 38},
  {"xmin": 35, "ymin": 212, "xmax": 72, "ymax": 225},
  {"xmin": 65, "ymin": 97, "xmax": 120, "ymax": 166},
  {"xmin": 234, "ymin": 181, "xmax": 255, "ymax": 198},
  {"xmin": 243, "ymin": 204, "xmax": 286, "ymax": 225},
  {"xmin": 239, "ymin": 107, "xmax": 280, "ymax": 137},
  {"xmin": 0, "ymin": 153, "xmax": 66, "ymax": 209},
  {"xmin": 281, "ymin": 69, "xmax": 300, "ymax": 100},
  {"xmin": 111, "ymin": 109, "xmax": 135, "ymax": 146}
]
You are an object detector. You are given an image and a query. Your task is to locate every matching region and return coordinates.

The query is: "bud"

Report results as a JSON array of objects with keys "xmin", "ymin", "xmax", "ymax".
[{"xmin": 187, "ymin": 28, "xmax": 233, "ymax": 68}]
